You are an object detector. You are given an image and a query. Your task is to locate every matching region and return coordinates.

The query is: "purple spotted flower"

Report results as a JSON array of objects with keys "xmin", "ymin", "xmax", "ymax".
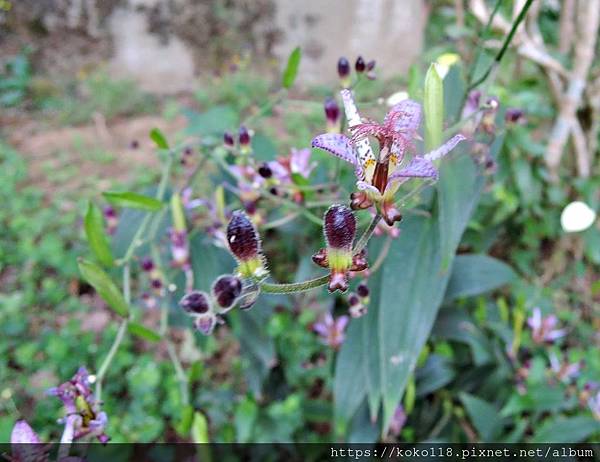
[
  {"xmin": 527, "ymin": 307, "xmax": 566, "ymax": 344},
  {"xmin": 47, "ymin": 367, "xmax": 110, "ymax": 444},
  {"xmin": 549, "ymin": 353, "xmax": 581, "ymax": 383},
  {"xmin": 312, "ymin": 89, "xmax": 464, "ymax": 225},
  {"xmin": 313, "ymin": 313, "xmax": 349, "ymax": 349},
  {"xmin": 10, "ymin": 420, "xmax": 47, "ymax": 462}
]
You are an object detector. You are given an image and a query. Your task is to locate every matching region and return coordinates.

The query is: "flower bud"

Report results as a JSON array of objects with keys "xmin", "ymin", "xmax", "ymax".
[
  {"xmin": 505, "ymin": 108, "xmax": 525, "ymax": 124},
  {"xmin": 194, "ymin": 312, "xmax": 217, "ymax": 335},
  {"xmin": 355, "ymin": 56, "xmax": 366, "ymax": 73},
  {"xmin": 103, "ymin": 205, "xmax": 118, "ymax": 235},
  {"xmin": 348, "ymin": 293, "xmax": 360, "ymax": 306},
  {"xmin": 324, "ymin": 97, "xmax": 340, "ymax": 132},
  {"xmin": 337, "ymin": 57, "xmax": 351, "ymax": 87},
  {"xmin": 140, "ymin": 257, "xmax": 154, "ymax": 272},
  {"xmin": 212, "ymin": 275, "xmax": 242, "ymax": 310},
  {"xmin": 179, "ymin": 291, "xmax": 210, "ymax": 314},
  {"xmin": 258, "ymin": 162, "xmax": 273, "ymax": 179},
  {"xmin": 223, "ymin": 131, "xmax": 235, "ymax": 147},
  {"xmin": 238, "ymin": 126, "xmax": 251, "ymax": 154},
  {"xmin": 366, "ymin": 60, "xmax": 376, "ymax": 71},
  {"xmin": 169, "ymin": 229, "xmax": 190, "ymax": 269},
  {"xmin": 227, "ymin": 211, "xmax": 267, "ymax": 278},
  {"xmin": 357, "ymin": 282, "xmax": 369, "ymax": 298}
]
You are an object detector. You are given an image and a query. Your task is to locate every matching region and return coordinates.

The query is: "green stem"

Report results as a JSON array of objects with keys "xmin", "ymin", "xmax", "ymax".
[
  {"xmin": 467, "ymin": 0, "xmax": 534, "ymax": 91},
  {"xmin": 354, "ymin": 212, "xmax": 382, "ymax": 254}
]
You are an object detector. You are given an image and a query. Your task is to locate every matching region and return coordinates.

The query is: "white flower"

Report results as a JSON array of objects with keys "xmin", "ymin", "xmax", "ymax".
[{"xmin": 560, "ymin": 201, "xmax": 596, "ymax": 233}]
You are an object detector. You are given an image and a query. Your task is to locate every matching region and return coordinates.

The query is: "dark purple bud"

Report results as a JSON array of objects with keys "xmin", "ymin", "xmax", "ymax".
[
  {"xmin": 103, "ymin": 205, "xmax": 116, "ymax": 219},
  {"xmin": 140, "ymin": 257, "xmax": 154, "ymax": 272},
  {"xmin": 324, "ymin": 97, "xmax": 340, "ymax": 125},
  {"xmin": 337, "ymin": 57, "xmax": 350, "ymax": 79},
  {"xmin": 269, "ymin": 186, "xmax": 279, "ymax": 196},
  {"xmin": 366, "ymin": 60, "xmax": 376, "ymax": 71},
  {"xmin": 258, "ymin": 162, "xmax": 273, "ymax": 178},
  {"xmin": 348, "ymin": 293, "xmax": 360, "ymax": 306},
  {"xmin": 183, "ymin": 147, "xmax": 193, "ymax": 156},
  {"xmin": 505, "ymin": 108, "xmax": 525, "ymax": 124},
  {"xmin": 151, "ymin": 278, "xmax": 163, "ymax": 290},
  {"xmin": 324, "ymin": 204, "xmax": 356, "ymax": 249},
  {"xmin": 195, "ymin": 313, "xmax": 217, "ymax": 335},
  {"xmin": 355, "ymin": 56, "xmax": 366, "ymax": 73},
  {"xmin": 212, "ymin": 275, "xmax": 242, "ymax": 309},
  {"xmin": 238, "ymin": 126, "xmax": 251, "ymax": 146},
  {"xmin": 227, "ymin": 211, "xmax": 260, "ymax": 261},
  {"xmin": 130, "ymin": 140, "xmax": 140, "ymax": 150},
  {"xmin": 357, "ymin": 282, "xmax": 369, "ymax": 298},
  {"xmin": 179, "ymin": 291, "xmax": 210, "ymax": 314},
  {"xmin": 224, "ymin": 131, "xmax": 235, "ymax": 147}
]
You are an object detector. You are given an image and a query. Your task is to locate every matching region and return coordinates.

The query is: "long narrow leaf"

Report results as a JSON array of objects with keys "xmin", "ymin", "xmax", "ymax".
[
  {"xmin": 84, "ymin": 201, "xmax": 113, "ymax": 267},
  {"xmin": 282, "ymin": 47, "xmax": 301, "ymax": 89},
  {"xmin": 78, "ymin": 258, "xmax": 129, "ymax": 317},
  {"xmin": 103, "ymin": 191, "xmax": 163, "ymax": 212}
]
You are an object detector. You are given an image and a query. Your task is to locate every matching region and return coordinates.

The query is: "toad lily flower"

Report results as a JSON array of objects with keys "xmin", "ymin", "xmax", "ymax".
[{"xmin": 312, "ymin": 89, "xmax": 465, "ymax": 225}]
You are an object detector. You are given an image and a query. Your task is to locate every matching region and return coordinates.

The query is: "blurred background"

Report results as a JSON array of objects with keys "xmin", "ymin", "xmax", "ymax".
[{"xmin": 1, "ymin": 0, "xmax": 599, "ymax": 444}]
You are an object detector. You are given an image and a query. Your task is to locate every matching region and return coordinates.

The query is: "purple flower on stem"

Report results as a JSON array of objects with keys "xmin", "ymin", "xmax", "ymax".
[
  {"xmin": 10, "ymin": 420, "xmax": 46, "ymax": 462},
  {"xmin": 324, "ymin": 98, "xmax": 341, "ymax": 133},
  {"xmin": 47, "ymin": 367, "xmax": 109, "ymax": 444},
  {"xmin": 549, "ymin": 353, "xmax": 581, "ymax": 383},
  {"xmin": 313, "ymin": 313, "xmax": 349, "ymax": 349},
  {"xmin": 312, "ymin": 89, "xmax": 464, "ymax": 225},
  {"xmin": 527, "ymin": 307, "xmax": 566, "ymax": 344},
  {"xmin": 505, "ymin": 108, "xmax": 526, "ymax": 125},
  {"xmin": 337, "ymin": 57, "xmax": 351, "ymax": 87},
  {"xmin": 169, "ymin": 229, "xmax": 190, "ymax": 270}
]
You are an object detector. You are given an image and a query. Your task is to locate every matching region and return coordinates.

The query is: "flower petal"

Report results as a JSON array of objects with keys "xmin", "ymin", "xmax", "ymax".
[
  {"xmin": 11, "ymin": 420, "xmax": 41, "ymax": 444},
  {"xmin": 356, "ymin": 180, "xmax": 382, "ymax": 199},
  {"xmin": 387, "ymin": 157, "xmax": 438, "ymax": 187},
  {"xmin": 311, "ymin": 134, "xmax": 356, "ymax": 165},
  {"xmin": 386, "ymin": 99, "xmax": 422, "ymax": 133},
  {"xmin": 341, "ymin": 89, "xmax": 376, "ymax": 181},
  {"xmin": 424, "ymin": 134, "xmax": 465, "ymax": 161}
]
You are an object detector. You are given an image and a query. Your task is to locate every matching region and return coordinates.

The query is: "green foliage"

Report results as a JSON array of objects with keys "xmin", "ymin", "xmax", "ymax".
[
  {"xmin": 77, "ymin": 259, "xmax": 129, "ymax": 317},
  {"xmin": 282, "ymin": 47, "xmax": 302, "ymax": 89},
  {"xmin": 0, "ymin": 50, "xmax": 32, "ymax": 107},
  {"xmin": 84, "ymin": 202, "xmax": 114, "ymax": 267}
]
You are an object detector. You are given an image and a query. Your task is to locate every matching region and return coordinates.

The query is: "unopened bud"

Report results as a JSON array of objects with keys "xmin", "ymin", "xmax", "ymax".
[
  {"xmin": 357, "ymin": 282, "xmax": 369, "ymax": 298},
  {"xmin": 140, "ymin": 257, "xmax": 154, "ymax": 272},
  {"xmin": 324, "ymin": 204, "xmax": 356, "ymax": 250},
  {"xmin": 179, "ymin": 291, "xmax": 210, "ymax": 314},
  {"xmin": 355, "ymin": 56, "xmax": 365, "ymax": 73},
  {"xmin": 212, "ymin": 275, "xmax": 242, "ymax": 310},
  {"xmin": 258, "ymin": 162, "xmax": 273, "ymax": 179},
  {"xmin": 227, "ymin": 211, "xmax": 267, "ymax": 278},
  {"xmin": 337, "ymin": 57, "xmax": 351, "ymax": 87},
  {"xmin": 366, "ymin": 60, "xmax": 376, "ymax": 71},
  {"xmin": 238, "ymin": 126, "xmax": 251, "ymax": 154},
  {"xmin": 324, "ymin": 97, "xmax": 340, "ymax": 132},
  {"xmin": 223, "ymin": 132, "xmax": 235, "ymax": 147},
  {"xmin": 194, "ymin": 312, "xmax": 217, "ymax": 335},
  {"xmin": 348, "ymin": 293, "xmax": 360, "ymax": 306}
]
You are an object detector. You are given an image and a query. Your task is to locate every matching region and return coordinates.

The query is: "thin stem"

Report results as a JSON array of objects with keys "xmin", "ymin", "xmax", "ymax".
[
  {"xmin": 354, "ymin": 212, "xmax": 382, "ymax": 254},
  {"xmin": 95, "ymin": 317, "xmax": 128, "ymax": 401},
  {"xmin": 261, "ymin": 275, "xmax": 330, "ymax": 294},
  {"xmin": 468, "ymin": 0, "xmax": 534, "ymax": 91},
  {"xmin": 261, "ymin": 212, "xmax": 300, "ymax": 231}
]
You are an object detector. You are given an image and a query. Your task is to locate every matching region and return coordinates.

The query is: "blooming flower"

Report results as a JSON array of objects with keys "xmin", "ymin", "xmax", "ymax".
[
  {"xmin": 10, "ymin": 420, "xmax": 47, "ymax": 462},
  {"xmin": 527, "ymin": 307, "xmax": 566, "ymax": 344},
  {"xmin": 549, "ymin": 353, "xmax": 581, "ymax": 383},
  {"xmin": 312, "ymin": 89, "xmax": 464, "ymax": 225},
  {"xmin": 313, "ymin": 313, "xmax": 349, "ymax": 349},
  {"xmin": 47, "ymin": 367, "xmax": 109, "ymax": 444}
]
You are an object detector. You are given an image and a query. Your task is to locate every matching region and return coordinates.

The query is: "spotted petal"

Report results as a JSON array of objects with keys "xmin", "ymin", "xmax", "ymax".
[
  {"xmin": 424, "ymin": 134, "xmax": 465, "ymax": 161},
  {"xmin": 385, "ymin": 99, "xmax": 422, "ymax": 133},
  {"xmin": 341, "ymin": 89, "xmax": 376, "ymax": 182},
  {"xmin": 387, "ymin": 157, "xmax": 438, "ymax": 187},
  {"xmin": 311, "ymin": 134, "xmax": 356, "ymax": 165}
]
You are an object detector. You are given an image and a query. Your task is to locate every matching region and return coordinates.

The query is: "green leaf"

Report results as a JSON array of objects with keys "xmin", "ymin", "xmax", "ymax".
[
  {"xmin": 184, "ymin": 105, "xmax": 239, "ymax": 137},
  {"xmin": 424, "ymin": 63, "xmax": 444, "ymax": 151},
  {"xmin": 149, "ymin": 127, "xmax": 169, "ymax": 150},
  {"xmin": 234, "ymin": 397, "xmax": 258, "ymax": 443},
  {"xmin": 103, "ymin": 191, "xmax": 163, "ymax": 212},
  {"xmin": 77, "ymin": 258, "xmax": 129, "ymax": 317},
  {"xmin": 460, "ymin": 393, "xmax": 504, "ymax": 442},
  {"xmin": 84, "ymin": 201, "xmax": 113, "ymax": 267},
  {"xmin": 170, "ymin": 192, "xmax": 186, "ymax": 232},
  {"xmin": 127, "ymin": 322, "xmax": 161, "ymax": 342},
  {"xmin": 174, "ymin": 405, "xmax": 194, "ymax": 437},
  {"xmin": 282, "ymin": 47, "xmax": 301, "ymax": 89},
  {"xmin": 531, "ymin": 416, "xmax": 600, "ymax": 443},
  {"xmin": 191, "ymin": 411, "xmax": 209, "ymax": 443},
  {"xmin": 445, "ymin": 254, "xmax": 516, "ymax": 301}
]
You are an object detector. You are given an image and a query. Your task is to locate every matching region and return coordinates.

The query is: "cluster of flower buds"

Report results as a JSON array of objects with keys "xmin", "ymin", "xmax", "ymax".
[
  {"xmin": 226, "ymin": 211, "xmax": 268, "ymax": 279},
  {"xmin": 505, "ymin": 108, "xmax": 526, "ymax": 125},
  {"xmin": 140, "ymin": 256, "xmax": 164, "ymax": 297},
  {"xmin": 179, "ymin": 274, "xmax": 243, "ymax": 335},
  {"xmin": 103, "ymin": 206, "xmax": 118, "ymax": 235},
  {"xmin": 223, "ymin": 126, "xmax": 253, "ymax": 155},
  {"xmin": 180, "ymin": 146, "xmax": 194, "ymax": 167},
  {"xmin": 337, "ymin": 56, "xmax": 376, "ymax": 87},
  {"xmin": 347, "ymin": 281, "xmax": 370, "ymax": 318},
  {"xmin": 527, "ymin": 307, "xmax": 566, "ymax": 344},
  {"xmin": 312, "ymin": 204, "xmax": 368, "ymax": 292}
]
